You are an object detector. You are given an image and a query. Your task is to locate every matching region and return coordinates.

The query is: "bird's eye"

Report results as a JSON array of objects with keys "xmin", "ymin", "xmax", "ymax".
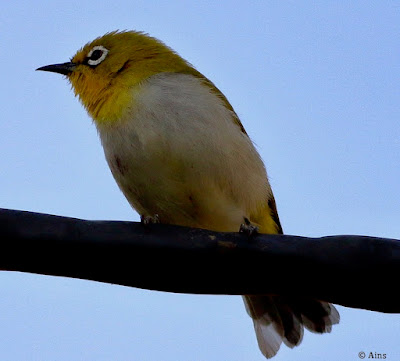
[
  {"xmin": 86, "ymin": 45, "xmax": 109, "ymax": 66},
  {"xmin": 90, "ymin": 50, "xmax": 103, "ymax": 61}
]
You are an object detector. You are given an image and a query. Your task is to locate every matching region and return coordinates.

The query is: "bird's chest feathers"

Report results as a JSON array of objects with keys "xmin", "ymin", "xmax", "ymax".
[
  {"xmin": 97, "ymin": 73, "xmax": 233, "ymax": 181},
  {"xmin": 99, "ymin": 113, "xmax": 176, "ymax": 189},
  {"xmin": 95, "ymin": 73, "xmax": 270, "ymax": 229}
]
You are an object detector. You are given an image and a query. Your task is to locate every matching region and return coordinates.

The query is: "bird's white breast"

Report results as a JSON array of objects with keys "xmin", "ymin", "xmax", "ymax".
[{"xmin": 95, "ymin": 73, "xmax": 271, "ymax": 231}]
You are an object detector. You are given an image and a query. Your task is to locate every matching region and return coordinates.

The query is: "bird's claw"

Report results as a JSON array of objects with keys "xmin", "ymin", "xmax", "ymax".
[
  {"xmin": 239, "ymin": 217, "xmax": 259, "ymax": 236},
  {"xmin": 141, "ymin": 214, "xmax": 160, "ymax": 226}
]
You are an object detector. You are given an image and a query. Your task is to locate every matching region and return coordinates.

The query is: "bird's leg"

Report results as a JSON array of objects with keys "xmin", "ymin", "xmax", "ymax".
[
  {"xmin": 140, "ymin": 214, "xmax": 160, "ymax": 226},
  {"xmin": 239, "ymin": 217, "xmax": 259, "ymax": 236}
]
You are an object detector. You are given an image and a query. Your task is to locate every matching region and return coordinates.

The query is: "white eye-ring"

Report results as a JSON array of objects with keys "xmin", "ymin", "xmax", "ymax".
[{"xmin": 87, "ymin": 45, "xmax": 109, "ymax": 66}]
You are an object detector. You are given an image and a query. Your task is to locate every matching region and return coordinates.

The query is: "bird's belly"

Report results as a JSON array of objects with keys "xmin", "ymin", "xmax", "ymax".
[
  {"xmin": 96, "ymin": 73, "xmax": 273, "ymax": 232},
  {"xmin": 105, "ymin": 143, "xmax": 246, "ymax": 232}
]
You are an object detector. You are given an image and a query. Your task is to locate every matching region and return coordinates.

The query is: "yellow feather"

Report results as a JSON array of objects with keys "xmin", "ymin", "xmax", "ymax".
[{"xmin": 37, "ymin": 30, "xmax": 340, "ymax": 360}]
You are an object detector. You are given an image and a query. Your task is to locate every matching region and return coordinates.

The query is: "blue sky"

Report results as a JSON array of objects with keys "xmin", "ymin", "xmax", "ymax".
[{"xmin": 1, "ymin": 1, "xmax": 399, "ymax": 360}]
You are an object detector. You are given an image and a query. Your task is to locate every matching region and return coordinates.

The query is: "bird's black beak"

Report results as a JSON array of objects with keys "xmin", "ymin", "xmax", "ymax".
[{"xmin": 36, "ymin": 62, "xmax": 76, "ymax": 76}]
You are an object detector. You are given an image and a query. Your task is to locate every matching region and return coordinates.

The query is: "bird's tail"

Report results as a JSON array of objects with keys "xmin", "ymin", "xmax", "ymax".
[{"xmin": 243, "ymin": 295, "xmax": 340, "ymax": 359}]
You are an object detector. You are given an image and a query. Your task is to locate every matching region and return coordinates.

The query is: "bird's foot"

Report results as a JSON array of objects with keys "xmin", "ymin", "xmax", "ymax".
[
  {"xmin": 141, "ymin": 214, "xmax": 160, "ymax": 227},
  {"xmin": 239, "ymin": 217, "xmax": 259, "ymax": 236}
]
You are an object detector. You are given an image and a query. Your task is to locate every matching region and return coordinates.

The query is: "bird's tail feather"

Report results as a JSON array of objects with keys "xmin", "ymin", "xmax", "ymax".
[{"xmin": 243, "ymin": 295, "xmax": 339, "ymax": 359}]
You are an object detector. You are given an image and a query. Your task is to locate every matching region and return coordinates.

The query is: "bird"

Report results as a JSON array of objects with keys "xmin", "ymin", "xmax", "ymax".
[{"xmin": 37, "ymin": 30, "xmax": 339, "ymax": 358}]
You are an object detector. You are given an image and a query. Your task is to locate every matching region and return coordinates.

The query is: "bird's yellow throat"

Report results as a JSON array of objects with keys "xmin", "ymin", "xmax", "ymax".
[{"xmin": 68, "ymin": 31, "xmax": 198, "ymax": 123}]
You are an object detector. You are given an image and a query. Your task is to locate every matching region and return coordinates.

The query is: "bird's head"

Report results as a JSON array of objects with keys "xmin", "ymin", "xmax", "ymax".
[{"xmin": 37, "ymin": 31, "xmax": 194, "ymax": 123}]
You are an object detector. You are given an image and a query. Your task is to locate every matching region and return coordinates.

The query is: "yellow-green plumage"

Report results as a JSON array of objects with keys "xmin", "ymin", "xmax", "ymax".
[
  {"xmin": 70, "ymin": 31, "xmax": 243, "ymax": 129},
  {"xmin": 38, "ymin": 30, "xmax": 339, "ymax": 359},
  {"xmin": 68, "ymin": 30, "xmax": 280, "ymax": 234}
]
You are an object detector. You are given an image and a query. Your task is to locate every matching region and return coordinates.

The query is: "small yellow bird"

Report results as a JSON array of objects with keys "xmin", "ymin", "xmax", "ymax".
[{"xmin": 37, "ymin": 30, "xmax": 339, "ymax": 358}]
